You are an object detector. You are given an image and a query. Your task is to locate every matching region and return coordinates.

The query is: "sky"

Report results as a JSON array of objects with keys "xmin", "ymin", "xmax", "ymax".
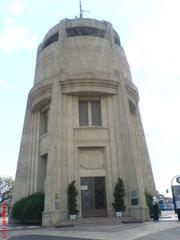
[{"xmin": 0, "ymin": 0, "xmax": 180, "ymax": 197}]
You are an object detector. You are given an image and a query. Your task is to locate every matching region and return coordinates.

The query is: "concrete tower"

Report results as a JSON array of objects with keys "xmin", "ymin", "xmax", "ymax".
[{"xmin": 12, "ymin": 18, "xmax": 156, "ymax": 226}]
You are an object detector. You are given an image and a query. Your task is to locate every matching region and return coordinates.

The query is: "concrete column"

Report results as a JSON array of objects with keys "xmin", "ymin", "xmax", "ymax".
[{"xmin": 28, "ymin": 111, "xmax": 40, "ymax": 194}]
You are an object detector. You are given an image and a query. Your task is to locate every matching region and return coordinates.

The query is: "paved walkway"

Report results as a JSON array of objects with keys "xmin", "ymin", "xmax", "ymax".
[
  {"xmin": 1, "ymin": 212, "xmax": 180, "ymax": 240},
  {"xmin": 135, "ymin": 227, "xmax": 180, "ymax": 240}
]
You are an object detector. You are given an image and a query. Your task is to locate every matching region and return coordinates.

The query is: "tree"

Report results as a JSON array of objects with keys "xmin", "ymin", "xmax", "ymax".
[
  {"xmin": 0, "ymin": 177, "xmax": 14, "ymax": 204},
  {"xmin": 145, "ymin": 191, "xmax": 153, "ymax": 218},
  {"xmin": 67, "ymin": 180, "xmax": 79, "ymax": 215},
  {"xmin": 112, "ymin": 177, "xmax": 126, "ymax": 212},
  {"xmin": 11, "ymin": 192, "xmax": 44, "ymax": 224}
]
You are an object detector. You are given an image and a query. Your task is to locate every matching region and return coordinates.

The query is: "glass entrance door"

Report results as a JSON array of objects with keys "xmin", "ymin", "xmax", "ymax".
[{"xmin": 81, "ymin": 177, "xmax": 107, "ymax": 217}]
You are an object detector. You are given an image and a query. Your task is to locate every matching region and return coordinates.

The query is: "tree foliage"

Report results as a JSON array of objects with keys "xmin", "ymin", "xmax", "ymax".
[
  {"xmin": 145, "ymin": 191, "xmax": 153, "ymax": 217},
  {"xmin": 67, "ymin": 180, "xmax": 79, "ymax": 215},
  {"xmin": 0, "ymin": 176, "xmax": 14, "ymax": 203},
  {"xmin": 112, "ymin": 177, "xmax": 126, "ymax": 212},
  {"xmin": 11, "ymin": 192, "xmax": 44, "ymax": 224}
]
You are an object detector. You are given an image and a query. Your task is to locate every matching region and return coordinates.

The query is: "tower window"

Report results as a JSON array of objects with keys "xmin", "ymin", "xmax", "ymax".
[
  {"xmin": 66, "ymin": 27, "xmax": 105, "ymax": 38},
  {"xmin": 79, "ymin": 101, "xmax": 88, "ymax": 126},
  {"xmin": 42, "ymin": 32, "xmax": 59, "ymax": 50},
  {"xmin": 79, "ymin": 100, "xmax": 102, "ymax": 127},
  {"xmin": 40, "ymin": 108, "xmax": 49, "ymax": 135},
  {"xmin": 38, "ymin": 153, "xmax": 48, "ymax": 192},
  {"xmin": 41, "ymin": 153, "xmax": 48, "ymax": 181},
  {"xmin": 114, "ymin": 30, "xmax": 121, "ymax": 46},
  {"xmin": 129, "ymin": 100, "xmax": 136, "ymax": 114},
  {"xmin": 91, "ymin": 101, "xmax": 101, "ymax": 126}
]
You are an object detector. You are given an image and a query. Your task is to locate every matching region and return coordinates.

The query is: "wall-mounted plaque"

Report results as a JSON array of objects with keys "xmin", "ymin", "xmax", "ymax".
[{"xmin": 81, "ymin": 185, "xmax": 88, "ymax": 190}]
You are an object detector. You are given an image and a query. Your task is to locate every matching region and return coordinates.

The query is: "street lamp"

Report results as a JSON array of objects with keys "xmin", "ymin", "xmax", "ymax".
[{"xmin": 171, "ymin": 175, "xmax": 180, "ymax": 220}]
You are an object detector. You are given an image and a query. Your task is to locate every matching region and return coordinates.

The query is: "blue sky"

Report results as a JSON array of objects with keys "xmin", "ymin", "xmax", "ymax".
[{"xmin": 1, "ymin": 0, "xmax": 180, "ymax": 196}]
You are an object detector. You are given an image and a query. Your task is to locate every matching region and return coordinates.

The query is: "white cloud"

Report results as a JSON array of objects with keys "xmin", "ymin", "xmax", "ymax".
[
  {"xmin": 1, "ymin": 2, "xmax": 37, "ymax": 52},
  {"xmin": 9, "ymin": 0, "xmax": 25, "ymax": 17},
  {"xmin": 56, "ymin": 11, "xmax": 65, "ymax": 20},
  {"xmin": 126, "ymin": 3, "xmax": 180, "ymax": 79},
  {"xmin": 3, "ymin": 18, "xmax": 14, "ymax": 25},
  {"xmin": 0, "ymin": 78, "xmax": 5, "ymax": 86},
  {"xmin": 0, "ymin": 77, "xmax": 17, "ymax": 91},
  {"xmin": 0, "ymin": 22, "xmax": 37, "ymax": 52}
]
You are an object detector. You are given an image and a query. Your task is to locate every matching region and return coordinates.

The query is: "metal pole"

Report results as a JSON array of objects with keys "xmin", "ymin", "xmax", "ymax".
[
  {"xmin": 171, "ymin": 175, "xmax": 180, "ymax": 220},
  {"xmin": 79, "ymin": 0, "xmax": 83, "ymax": 18}
]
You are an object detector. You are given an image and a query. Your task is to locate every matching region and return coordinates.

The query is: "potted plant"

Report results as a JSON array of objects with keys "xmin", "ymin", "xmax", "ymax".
[
  {"xmin": 67, "ymin": 180, "xmax": 79, "ymax": 220},
  {"xmin": 112, "ymin": 177, "xmax": 126, "ymax": 217}
]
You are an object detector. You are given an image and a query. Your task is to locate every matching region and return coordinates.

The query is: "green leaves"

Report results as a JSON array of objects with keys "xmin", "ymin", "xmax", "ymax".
[
  {"xmin": 112, "ymin": 178, "xmax": 126, "ymax": 212},
  {"xmin": 67, "ymin": 180, "xmax": 79, "ymax": 215},
  {"xmin": 145, "ymin": 191, "xmax": 153, "ymax": 217},
  {"xmin": 0, "ymin": 176, "xmax": 14, "ymax": 203},
  {"xmin": 11, "ymin": 192, "xmax": 44, "ymax": 224}
]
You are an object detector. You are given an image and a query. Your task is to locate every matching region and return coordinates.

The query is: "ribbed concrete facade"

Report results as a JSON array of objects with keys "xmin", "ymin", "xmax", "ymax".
[{"xmin": 12, "ymin": 18, "xmax": 156, "ymax": 226}]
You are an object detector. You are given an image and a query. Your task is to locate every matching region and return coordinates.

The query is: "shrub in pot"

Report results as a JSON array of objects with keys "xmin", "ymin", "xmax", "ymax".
[
  {"xmin": 67, "ymin": 180, "xmax": 79, "ymax": 220},
  {"xmin": 112, "ymin": 178, "xmax": 126, "ymax": 217}
]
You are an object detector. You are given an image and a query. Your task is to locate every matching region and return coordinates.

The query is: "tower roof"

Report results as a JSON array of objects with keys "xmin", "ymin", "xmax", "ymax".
[{"xmin": 41, "ymin": 18, "xmax": 121, "ymax": 49}]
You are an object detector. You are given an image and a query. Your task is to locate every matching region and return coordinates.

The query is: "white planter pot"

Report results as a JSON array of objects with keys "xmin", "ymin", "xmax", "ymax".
[
  {"xmin": 69, "ymin": 214, "xmax": 77, "ymax": 220},
  {"xmin": 115, "ymin": 211, "xmax": 122, "ymax": 218}
]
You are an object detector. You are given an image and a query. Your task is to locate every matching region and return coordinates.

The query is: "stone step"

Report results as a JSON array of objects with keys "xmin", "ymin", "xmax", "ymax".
[{"xmin": 54, "ymin": 216, "xmax": 141, "ymax": 227}]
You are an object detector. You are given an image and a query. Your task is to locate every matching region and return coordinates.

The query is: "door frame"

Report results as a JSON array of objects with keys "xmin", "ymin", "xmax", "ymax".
[{"xmin": 80, "ymin": 176, "xmax": 107, "ymax": 217}]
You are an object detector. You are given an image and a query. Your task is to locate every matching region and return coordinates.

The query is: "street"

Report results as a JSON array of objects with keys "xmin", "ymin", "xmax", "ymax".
[
  {"xmin": 1, "ymin": 211, "xmax": 179, "ymax": 240},
  {"xmin": 8, "ymin": 236, "xmax": 90, "ymax": 240},
  {"xmin": 7, "ymin": 226, "xmax": 180, "ymax": 240},
  {"xmin": 135, "ymin": 226, "xmax": 180, "ymax": 240}
]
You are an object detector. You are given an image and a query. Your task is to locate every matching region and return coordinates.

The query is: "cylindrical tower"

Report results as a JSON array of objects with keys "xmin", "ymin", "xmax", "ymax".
[{"xmin": 12, "ymin": 18, "xmax": 156, "ymax": 226}]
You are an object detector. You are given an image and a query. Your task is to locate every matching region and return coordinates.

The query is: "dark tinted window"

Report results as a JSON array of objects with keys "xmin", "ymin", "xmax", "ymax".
[
  {"xmin": 40, "ymin": 109, "xmax": 49, "ymax": 135},
  {"xmin": 66, "ymin": 27, "xmax": 105, "ymax": 38},
  {"xmin": 129, "ymin": 100, "xmax": 136, "ymax": 114},
  {"xmin": 79, "ymin": 100, "xmax": 88, "ymax": 126},
  {"xmin": 91, "ymin": 101, "xmax": 101, "ymax": 126},
  {"xmin": 42, "ymin": 32, "xmax": 59, "ymax": 49},
  {"xmin": 114, "ymin": 31, "xmax": 121, "ymax": 46}
]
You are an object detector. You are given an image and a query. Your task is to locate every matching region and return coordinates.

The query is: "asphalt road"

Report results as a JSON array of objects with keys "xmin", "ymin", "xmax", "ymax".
[
  {"xmin": 134, "ymin": 226, "xmax": 180, "ymax": 240},
  {"xmin": 8, "ymin": 226, "xmax": 180, "ymax": 240},
  {"xmin": 8, "ymin": 236, "xmax": 92, "ymax": 240},
  {"xmin": 7, "ymin": 226, "xmax": 180, "ymax": 240}
]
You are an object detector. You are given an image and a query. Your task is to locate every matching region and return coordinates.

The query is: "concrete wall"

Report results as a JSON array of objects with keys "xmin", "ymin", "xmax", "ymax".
[{"xmin": 11, "ymin": 18, "xmax": 156, "ymax": 226}]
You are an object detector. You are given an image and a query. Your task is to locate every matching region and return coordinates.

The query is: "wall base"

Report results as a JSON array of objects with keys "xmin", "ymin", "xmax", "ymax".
[
  {"xmin": 128, "ymin": 207, "xmax": 150, "ymax": 221},
  {"xmin": 42, "ymin": 210, "xmax": 68, "ymax": 226}
]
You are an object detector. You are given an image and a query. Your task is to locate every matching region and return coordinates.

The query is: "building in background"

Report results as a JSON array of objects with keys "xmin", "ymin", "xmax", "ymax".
[{"xmin": 12, "ymin": 18, "xmax": 156, "ymax": 226}]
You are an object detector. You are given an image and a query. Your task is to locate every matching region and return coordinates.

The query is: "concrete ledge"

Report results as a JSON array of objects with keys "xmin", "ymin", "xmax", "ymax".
[
  {"xmin": 122, "ymin": 219, "xmax": 144, "ymax": 224},
  {"xmin": 54, "ymin": 223, "xmax": 74, "ymax": 228}
]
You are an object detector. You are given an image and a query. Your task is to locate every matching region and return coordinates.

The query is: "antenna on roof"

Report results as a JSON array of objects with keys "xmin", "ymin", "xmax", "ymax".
[
  {"xmin": 79, "ymin": 0, "xmax": 89, "ymax": 18},
  {"xmin": 79, "ymin": 0, "xmax": 83, "ymax": 18}
]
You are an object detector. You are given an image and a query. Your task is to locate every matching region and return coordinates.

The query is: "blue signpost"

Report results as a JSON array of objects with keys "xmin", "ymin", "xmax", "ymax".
[{"xmin": 171, "ymin": 175, "xmax": 180, "ymax": 220}]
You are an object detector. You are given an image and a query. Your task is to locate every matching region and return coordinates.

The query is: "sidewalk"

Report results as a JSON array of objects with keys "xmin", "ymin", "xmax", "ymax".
[{"xmin": 2, "ymin": 213, "xmax": 180, "ymax": 240}]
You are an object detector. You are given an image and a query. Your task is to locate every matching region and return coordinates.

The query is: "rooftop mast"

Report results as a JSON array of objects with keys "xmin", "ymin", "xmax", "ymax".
[
  {"xmin": 79, "ymin": 0, "xmax": 83, "ymax": 18},
  {"xmin": 79, "ymin": 0, "xmax": 89, "ymax": 18}
]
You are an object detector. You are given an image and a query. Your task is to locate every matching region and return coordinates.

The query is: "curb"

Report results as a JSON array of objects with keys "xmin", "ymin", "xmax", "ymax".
[{"xmin": 0, "ymin": 226, "xmax": 41, "ymax": 232}]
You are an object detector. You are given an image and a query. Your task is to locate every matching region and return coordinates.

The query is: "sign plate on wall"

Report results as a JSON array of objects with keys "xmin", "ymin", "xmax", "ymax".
[
  {"xmin": 176, "ymin": 177, "xmax": 180, "ymax": 184},
  {"xmin": 131, "ymin": 191, "xmax": 138, "ymax": 206},
  {"xmin": 81, "ymin": 185, "xmax": 88, "ymax": 190}
]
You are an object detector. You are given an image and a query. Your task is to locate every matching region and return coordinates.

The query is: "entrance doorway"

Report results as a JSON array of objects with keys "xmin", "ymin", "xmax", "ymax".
[{"xmin": 81, "ymin": 177, "xmax": 107, "ymax": 217}]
